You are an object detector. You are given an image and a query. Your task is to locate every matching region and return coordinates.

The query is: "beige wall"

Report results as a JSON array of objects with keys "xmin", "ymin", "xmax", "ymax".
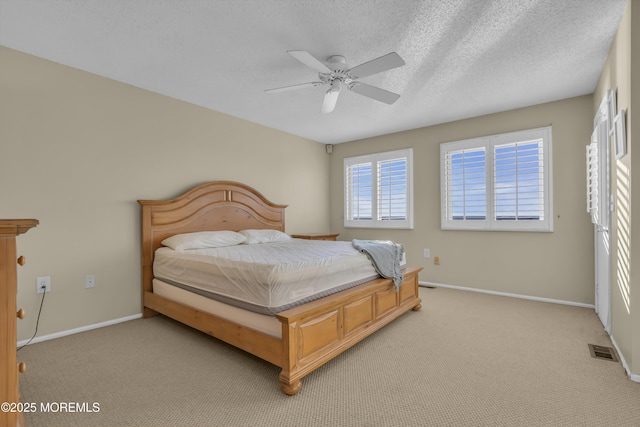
[
  {"xmin": 330, "ymin": 95, "xmax": 595, "ymax": 304},
  {"xmin": 0, "ymin": 47, "xmax": 330, "ymax": 341},
  {"xmin": 593, "ymin": 0, "xmax": 639, "ymax": 378}
]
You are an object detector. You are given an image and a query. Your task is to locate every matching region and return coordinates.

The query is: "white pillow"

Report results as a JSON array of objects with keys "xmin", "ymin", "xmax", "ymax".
[
  {"xmin": 239, "ymin": 229, "xmax": 291, "ymax": 245},
  {"xmin": 162, "ymin": 231, "xmax": 246, "ymax": 251}
]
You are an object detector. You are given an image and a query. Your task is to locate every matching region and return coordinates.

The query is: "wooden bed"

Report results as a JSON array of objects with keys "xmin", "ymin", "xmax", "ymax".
[{"xmin": 138, "ymin": 181, "xmax": 422, "ymax": 395}]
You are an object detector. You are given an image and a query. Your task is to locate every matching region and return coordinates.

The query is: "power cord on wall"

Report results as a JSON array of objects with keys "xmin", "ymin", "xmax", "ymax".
[{"xmin": 17, "ymin": 286, "xmax": 47, "ymax": 351}]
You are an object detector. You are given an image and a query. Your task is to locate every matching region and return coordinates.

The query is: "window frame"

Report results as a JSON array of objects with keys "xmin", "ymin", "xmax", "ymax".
[
  {"xmin": 440, "ymin": 127, "xmax": 553, "ymax": 232},
  {"xmin": 344, "ymin": 148, "xmax": 414, "ymax": 229}
]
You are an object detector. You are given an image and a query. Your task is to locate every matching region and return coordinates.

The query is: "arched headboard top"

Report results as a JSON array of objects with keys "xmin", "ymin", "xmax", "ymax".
[
  {"xmin": 139, "ymin": 181, "xmax": 287, "ymax": 228},
  {"xmin": 138, "ymin": 181, "xmax": 288, "ymax": 295}
]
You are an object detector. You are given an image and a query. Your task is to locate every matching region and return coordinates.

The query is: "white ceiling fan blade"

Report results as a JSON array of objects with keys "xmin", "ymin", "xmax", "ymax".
[
  {"xmin": 347, "ymin": 52, "xmax": 405, "ymax": 78},
  {"xmin": 287, "ymin": 50, "xmax": 332, "ymax": 74},
  {"xmin": 321, "ymin": 89, "xmax": 340, "ymax": 114},
  {"xmin": 265, "ymin": 81, "xmax": 323, "ymax": 94},
  {"xmin": 349, "ymin": 82, "xmax": 400, "ymax": 105}
]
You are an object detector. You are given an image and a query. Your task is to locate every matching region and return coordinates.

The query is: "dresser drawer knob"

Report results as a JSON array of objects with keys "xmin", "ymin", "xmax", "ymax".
[
  {"xmin": 18, "ymin": 362, "xmax": 26, "ymax": 373},
  {"xmin": 17, "ymin": 255, "xmax": 25, "ymax": 266},
  {"xmin": 16, "ymin": 308, "xmax": 25, "ymax": 319}
]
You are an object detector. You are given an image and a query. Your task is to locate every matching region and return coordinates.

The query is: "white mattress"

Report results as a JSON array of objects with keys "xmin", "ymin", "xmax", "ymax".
[{"xmin": 153, "ymin": 239, "xmax": 390, "ymax": 315}]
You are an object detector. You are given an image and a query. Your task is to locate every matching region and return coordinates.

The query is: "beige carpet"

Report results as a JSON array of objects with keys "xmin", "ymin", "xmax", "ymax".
[{"xmin": 17, "ymin": 287, "xmax": 640, "ymax": 427}]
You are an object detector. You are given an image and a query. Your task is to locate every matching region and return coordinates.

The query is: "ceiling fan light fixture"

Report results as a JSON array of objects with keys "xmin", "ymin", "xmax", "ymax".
[
  {"xmin": 321, "ymin": 89, "xmax": 340, "ymax": 114},
  {"xmin": 328, "ymin": 80, "xmax": 341, "ymax": 92}
]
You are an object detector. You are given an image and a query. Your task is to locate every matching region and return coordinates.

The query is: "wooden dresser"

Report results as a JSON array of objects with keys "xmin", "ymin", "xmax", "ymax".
[{"xmin": 1, "ymin": 219, "xmax": 38, "ymax": 427}]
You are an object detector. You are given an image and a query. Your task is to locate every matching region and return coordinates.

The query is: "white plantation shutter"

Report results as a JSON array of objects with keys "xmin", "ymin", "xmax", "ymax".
[
  {"xmin": 345, "ymin": 161, "xmax": 373, "ymax": 222},
  {"xmin": 493, "ymin": 139, "xmax": 544, "ymax": 221},
  {"xmin": 442, "ymin": 147, "xmax": 487, "ymax": 222},
  {"xmin": 586, "ymin": 133, "xmax": 599, "ymax": 224},
  {"xmin": 344, "ymin": 149, "xmax": 413, "ymax": 229},
  {"xmin": 586, "ymin": 121, "xmax": 610, "ymax": 229},
  {"xmin": 377, "ymin": 157, "xmax": 407, "ymax": 221},
  {"xmin": 441, "ymin": 127, "xmax": 552, "ymax": 232}
]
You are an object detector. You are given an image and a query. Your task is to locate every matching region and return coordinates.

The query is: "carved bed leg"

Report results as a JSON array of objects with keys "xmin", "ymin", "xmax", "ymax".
[{"xmin": 280, "ymin": 379, "xmax": 302, "ymax": 396}]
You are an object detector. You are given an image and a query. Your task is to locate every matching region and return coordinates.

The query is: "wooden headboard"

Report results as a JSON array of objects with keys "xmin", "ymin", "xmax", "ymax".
[{"xmin": 137, "ymin": 181, "xmax": 287, "ymax": 297}]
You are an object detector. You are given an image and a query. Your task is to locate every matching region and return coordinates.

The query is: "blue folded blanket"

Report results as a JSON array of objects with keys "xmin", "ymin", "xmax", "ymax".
[{"xmin": 352, "ymin": 239, "xmax": 404, "ymax": 290}]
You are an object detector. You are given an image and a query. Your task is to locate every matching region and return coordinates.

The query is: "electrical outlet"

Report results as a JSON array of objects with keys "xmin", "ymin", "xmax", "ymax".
[
  {"xmin": 434, "ymin": 256, "xmax": 440, "ymax": 265},
  {"xmin": 85, "ymin": 275, "xmax": 95, "ymax": 288},
  {"xmin": 36, "ymin": 276, "xmax": 51, "ymax": 294},
  {"xmin": 423, "ymin": 248, "xmax": 430, "ymax": 258}
]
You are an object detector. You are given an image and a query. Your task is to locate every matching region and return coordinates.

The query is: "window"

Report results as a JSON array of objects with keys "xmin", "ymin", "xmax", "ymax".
[
  {"xmin": 344, "ymin": 148, "xmax": 413, "ymax": 229},
  {"xmin": 440, "ymin": 127, "xmax": 553, "ymax": 232}
]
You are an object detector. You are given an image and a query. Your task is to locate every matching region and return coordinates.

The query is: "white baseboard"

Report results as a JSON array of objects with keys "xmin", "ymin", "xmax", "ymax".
[
  {"xmin": 17, "ymin": 313, "xmax": 142, "ymax": 347},
  {"xmin": 419, "ymin": 281, "xmax": 595, "ymax": 309},
  {"xmin": 609, "ymin": 335, "xmax": 640, "ymax": 383}
]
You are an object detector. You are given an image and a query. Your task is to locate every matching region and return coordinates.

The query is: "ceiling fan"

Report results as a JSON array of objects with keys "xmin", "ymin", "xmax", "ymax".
[{"xmin": 265, "ymin": 50, "xmax": 405, "ymax": 114}]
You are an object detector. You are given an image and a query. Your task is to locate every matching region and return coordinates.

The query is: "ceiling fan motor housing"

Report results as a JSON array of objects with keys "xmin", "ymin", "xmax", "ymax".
[
  {"xmin": 327, "ymin": 55, "xmax": 347, "ymax": 67},
  {"xmin": 322, "ymin": 55, "xmax": 352, "ymax": 88}
]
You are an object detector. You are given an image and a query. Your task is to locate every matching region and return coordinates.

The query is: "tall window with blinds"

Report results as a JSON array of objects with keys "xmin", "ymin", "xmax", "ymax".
[
  {"xmin": 443, "ymin": 147, "xmax": 487, "ymax": 221},
  {"xmin": 345, "ymin": 162, "xmax": 373, "ymax": 221},
  {"xmin": 440, "ymin": 127, "xmax": 553, "ymax": 232},
  {"xmin": 344, "ymin": 148, "xmax": 413, "ymax": 229},
  {"xmin": 494, "ymin": 140, "xmax": 545, "ymax": 221}
]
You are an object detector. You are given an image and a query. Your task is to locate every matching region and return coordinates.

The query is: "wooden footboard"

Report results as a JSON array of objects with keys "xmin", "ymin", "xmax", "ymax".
[{"xmin": 276, "ymin": 266, "xmax": 422, "ymax": 395}]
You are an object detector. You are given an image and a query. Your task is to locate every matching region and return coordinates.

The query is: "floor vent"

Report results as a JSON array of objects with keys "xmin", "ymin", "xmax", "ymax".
[{"xmin": 588, "ymin": 344, "xmax": 618, "ymax": 362}]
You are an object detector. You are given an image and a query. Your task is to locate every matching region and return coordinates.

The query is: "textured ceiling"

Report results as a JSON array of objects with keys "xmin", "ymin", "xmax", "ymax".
[{"xmin": 0, "ymin": 0, "xmax": 628, "ymax": 144}]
